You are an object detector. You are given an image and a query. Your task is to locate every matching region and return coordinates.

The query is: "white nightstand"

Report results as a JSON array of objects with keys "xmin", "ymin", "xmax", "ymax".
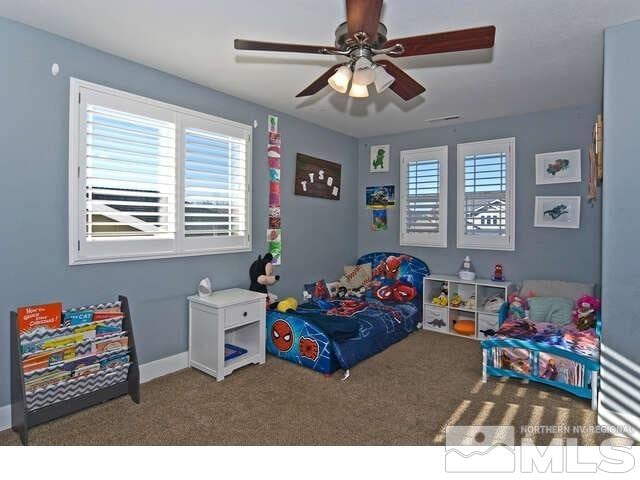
[{"xmin": 188, "ymin": 288, "xmax": 267, "ymax": 381}]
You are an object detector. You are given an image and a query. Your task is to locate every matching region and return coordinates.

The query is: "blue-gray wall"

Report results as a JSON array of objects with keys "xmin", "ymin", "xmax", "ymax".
[
  {"xmin": 601, "ymin": 20, "xmax": 640, "ymax": 430},
  {"xmin": 357, "ymin": 105, "xmax": 602, "ymax": 284},
  {"xmin": 0, "ymin": 18, "xmax": 357, "ymax": 406}
]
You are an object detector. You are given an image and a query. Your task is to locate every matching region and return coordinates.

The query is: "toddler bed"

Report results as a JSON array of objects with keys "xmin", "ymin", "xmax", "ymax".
[
  {"xmin": 481, "ymin": 280, "xmax": 601, "ymax": 409},
  {"xmin": 266, "ymin": 252, "xmax": 429, "ymax": 374}
]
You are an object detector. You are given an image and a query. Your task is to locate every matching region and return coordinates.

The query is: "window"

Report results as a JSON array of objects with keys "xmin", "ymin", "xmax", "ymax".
[
  {"xmin": 456, "ymin": 137, "xmax": 515, "ymax": 250},
  {"xmin": 69, "ymin": 79, "xmax": 252, "ymax": 264},
  {"xmin": 399, "ymin": 146, "xmax": 448, "ymax": 248}
]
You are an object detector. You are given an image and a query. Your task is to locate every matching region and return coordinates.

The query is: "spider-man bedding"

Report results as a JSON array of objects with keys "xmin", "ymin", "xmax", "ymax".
[{"xmin": 266, "ymin": 253, "xmax": 429, "ymax": 374}]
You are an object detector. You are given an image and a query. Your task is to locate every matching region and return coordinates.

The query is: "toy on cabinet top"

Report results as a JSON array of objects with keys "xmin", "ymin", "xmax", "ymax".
[
  {"xmin": 249, "ymin": 252, "xmax": 280, "ymax": 305},
  {"xmin": 458, "ymin": 256, "xmax": 476, "ymax": 281},
  {"xmin": 492, "ymin": 264, "xmax": 505, "ymax": 282}
]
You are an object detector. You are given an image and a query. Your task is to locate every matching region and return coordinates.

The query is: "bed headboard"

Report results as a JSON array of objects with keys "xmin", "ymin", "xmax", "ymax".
[{"xmin": 356, "ymin": 252, "xmax": 430, "ymax": 303}]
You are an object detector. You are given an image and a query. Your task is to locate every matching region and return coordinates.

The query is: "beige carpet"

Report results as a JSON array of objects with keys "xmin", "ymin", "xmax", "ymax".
[{"xmin": 0, "ymin": 330, "xmax": 619, "ymax": 445}]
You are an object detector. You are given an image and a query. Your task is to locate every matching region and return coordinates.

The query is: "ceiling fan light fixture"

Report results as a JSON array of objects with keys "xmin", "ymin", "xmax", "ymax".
[
  {"xmin": 328, "ymin": 65, "xmax": 352, "ymax": 93},
  {"xmin": 352, "ymin": 57, "xmax": 376, "ymax": 86},
  {"xmin": 374, "ymin": 65, "xmax": 395, "ymax": 93},
  {"xmin": 349, "ymin": 81, "xmax": 369, "ymax": 98}
]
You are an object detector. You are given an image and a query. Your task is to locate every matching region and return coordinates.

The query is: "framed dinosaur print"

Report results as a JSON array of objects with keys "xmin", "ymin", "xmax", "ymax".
[
  {"xmin": 534, "ymin": 196, "xmax": 581, "ymax": 229},
  {"xmin": 535, "ymin": 149, "xmax": 581, "ymax": 184},
  {"xmin": 370, "ymin": 144, "xmax": 390, "ymax": 173}
]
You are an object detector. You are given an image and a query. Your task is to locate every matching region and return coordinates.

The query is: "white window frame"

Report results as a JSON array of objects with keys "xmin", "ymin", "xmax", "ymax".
[
  {"xmin": 456, "ymin": 137, "xmax": 515, "ymax": 251},
  {"xmin": 69, "ymin": 78, "xmax": 252, "ymax": 265},
  {"xmin": 399, "ymin": 145, "xmax": 448, "ymax": 248}
]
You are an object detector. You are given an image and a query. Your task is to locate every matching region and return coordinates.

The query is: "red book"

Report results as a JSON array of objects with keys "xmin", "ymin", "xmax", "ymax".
[
  {"xmin": 93, "ymin": 311, "xmax": 123, "ymax": 322},
  {"xmin": 17, "ymin": 303, "xmax": 62, "ymax": 334}
]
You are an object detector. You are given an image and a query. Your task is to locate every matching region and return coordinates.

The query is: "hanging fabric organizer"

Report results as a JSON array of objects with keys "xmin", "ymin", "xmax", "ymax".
[{"xmin": 267, "ymin": 115, "xmax": 282, "ymax": 265}]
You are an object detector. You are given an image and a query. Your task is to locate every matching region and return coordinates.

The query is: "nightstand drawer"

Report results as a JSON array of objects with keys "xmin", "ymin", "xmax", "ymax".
[{"xmin": 225, "ymin": 301, "xmax": 263, "ymax": 328}]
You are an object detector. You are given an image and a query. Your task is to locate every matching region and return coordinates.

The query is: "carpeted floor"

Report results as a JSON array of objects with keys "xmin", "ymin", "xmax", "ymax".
[{"xmin": 0, "ymin": 330, "xmax": 621, "ymax": 445}]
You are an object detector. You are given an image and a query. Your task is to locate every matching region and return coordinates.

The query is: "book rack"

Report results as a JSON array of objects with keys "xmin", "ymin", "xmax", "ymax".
[{"xmin": 10, "ymin": 295, "xmax": 140, "ymax": 445}]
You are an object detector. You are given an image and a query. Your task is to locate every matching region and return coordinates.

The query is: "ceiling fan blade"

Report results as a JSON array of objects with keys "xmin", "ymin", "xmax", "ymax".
[
  {"xmin": 385, "ymin": 26, "xmax": 496, "ymax": 57},
  {"xmin": 376, "ymin": 60, "xmax": 425, "ymax": 101},
  {"xmin": 296, "ymin": 64, "xmax": 346, "ymax": 97},
  {"xmin": 346, "ymin": 0, "xmax": 383, "ymax": 40},
  {"xmin": 234, "ymin": 39, "xmax": 333, "ymax": 55}
]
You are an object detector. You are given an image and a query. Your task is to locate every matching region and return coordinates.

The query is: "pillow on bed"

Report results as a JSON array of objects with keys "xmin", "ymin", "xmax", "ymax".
[
  {"xmin": 528, "ymin": 297, "xmax": 574, "ymax": 325},
  {"xmin": 304, "ymin": 279, "xmax": 331, "ymax": 300},
  {"xmin": 339, "ymin": 263, "xmax": 372, "ymax": 289}
]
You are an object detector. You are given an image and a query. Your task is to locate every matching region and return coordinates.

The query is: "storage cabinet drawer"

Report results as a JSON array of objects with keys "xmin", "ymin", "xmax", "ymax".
[
  {"xmin": 423, "ymin": 305, "xmax": 448, "ymax": 331},
  {"xmin": 478, "ymin": 313, "xmax": 499, "ymax": 336},
  {"xmin": 225, "ymin": 301, "xmax": 263, "ymax": 328}
]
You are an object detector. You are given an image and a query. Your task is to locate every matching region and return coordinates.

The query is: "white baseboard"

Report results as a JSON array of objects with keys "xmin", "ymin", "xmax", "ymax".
[
  {"xmin": 0, "ymin": 404, "xmax": 10, "ymax": 434},
  {"xmin": 139, "ymin": 351, "xmax": 189, "ymax": 383},
  {"xmin": 0, "ymin": 351, "xmax": 189, "ymax": 433}
]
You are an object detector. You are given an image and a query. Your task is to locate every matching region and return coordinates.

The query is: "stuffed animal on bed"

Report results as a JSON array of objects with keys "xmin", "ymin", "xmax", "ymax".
[
  {"xmin": 507, "ymin": 293, "xmax": 527, "ymax": 320},
  {"xmin": 573, "ymin": 295, "xmax": 601, "ymax": 331}
]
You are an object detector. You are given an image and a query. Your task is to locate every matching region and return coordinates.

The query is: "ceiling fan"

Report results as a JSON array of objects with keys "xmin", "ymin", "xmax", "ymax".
[{"xmin": 234, "ymin": 0, "xmax": 495, "ymax": 101}]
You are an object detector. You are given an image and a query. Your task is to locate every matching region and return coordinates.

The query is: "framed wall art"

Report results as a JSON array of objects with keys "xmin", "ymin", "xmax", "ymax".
[
  {"xmin": 370, "ymin": 144, "xmax": 390, "ymax": 173},
  {"xmin": 535, "ymin": 149, "xmax": 581, "ymax": 184},
  {"xmin": 534, "ymin": 196, "xmax": 581, "ymax": 229}
]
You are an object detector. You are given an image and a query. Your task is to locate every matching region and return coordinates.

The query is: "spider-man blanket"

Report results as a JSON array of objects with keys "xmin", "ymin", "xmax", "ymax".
[{"xmin": 266, "ymin": 298, "xmax": 418, "ymax": 372}]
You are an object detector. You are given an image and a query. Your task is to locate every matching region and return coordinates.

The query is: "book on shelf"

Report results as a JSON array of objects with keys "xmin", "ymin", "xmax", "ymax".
[{"xmin": 17, "ymin": 302, "xmax": 62, "ymax": 334}]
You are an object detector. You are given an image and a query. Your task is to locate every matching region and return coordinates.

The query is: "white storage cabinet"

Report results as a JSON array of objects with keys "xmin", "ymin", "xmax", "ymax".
[{"xmin": 423, "ymin": 275, "xmax": 514, "ymax": 340}]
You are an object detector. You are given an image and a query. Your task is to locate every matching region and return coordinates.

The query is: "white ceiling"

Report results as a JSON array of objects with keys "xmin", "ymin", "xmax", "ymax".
[{"xmin": 2, "ymin": 0, "xmax": 640, "ymax": 138}]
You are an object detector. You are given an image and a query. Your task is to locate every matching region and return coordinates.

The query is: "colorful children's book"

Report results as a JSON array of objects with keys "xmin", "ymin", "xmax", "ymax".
[
  {"xmin": 22, "ymin": 346, "xmax": 76, "ymax": 373},
  {"xmin": 94, "ymin": 333, "xmax": 128, "ymax": 354},
  {"xmin": 63, "ymin": 309, "xmax": 94, "ymax": 327},
  {"xmin": 17, "ymin": 303, "xmax": 62, "ymax": 334},
  {"xmin": 99, "ymin": 351, "xmax": 130, "ymax": 369},
  {"xmin": 93, "ymin": 311, "xmax": 124, "ymax": 322},
  {"xmin": 24, "ymin": 368, "xmax": 72, "ymax": 392}
]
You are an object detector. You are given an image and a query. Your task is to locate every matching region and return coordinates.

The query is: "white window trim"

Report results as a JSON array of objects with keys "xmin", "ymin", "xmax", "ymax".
[
  {"xmin": 456, "ymin": 137, "xmax": 515, "ymax": 251},
  {"xmin": 399, "ymin": 145, "xmax": 448, "ymax": 248},
  {"xmin": 68, "ymin": 78, "xmax": 252, "ymax": 265}
]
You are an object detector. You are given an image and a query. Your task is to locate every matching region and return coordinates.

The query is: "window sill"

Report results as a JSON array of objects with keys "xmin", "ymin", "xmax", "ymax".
[{"xmin": 69, "ymin": 245, "xmax": 252, "ymax": 266}]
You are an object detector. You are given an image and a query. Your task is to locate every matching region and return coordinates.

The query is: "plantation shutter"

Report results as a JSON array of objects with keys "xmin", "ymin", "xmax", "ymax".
[
  {"xmin": 77, "ymin": 88, "xmax": 178, "ymax": 261},
  {"xmin": 400, "ymin": 146, "xmax": 448, "ymax": 247},
  {"xmin": 70, "ymin": 80, "xmax": 252, "ymax": 264},
  {"xmin": 456, "ymin": 138, "xmax": 515, "ymax": 250},
  {"xmin": 182, "ymin": 117, "xmax": 250, "ymax": 252},
  {"xmin": 463, "ymin": 152, "xmax": 507, "ymax": 236},
  {"xmin": 406, "ymin": 159, "xmax": 440, "ymax": 233}
]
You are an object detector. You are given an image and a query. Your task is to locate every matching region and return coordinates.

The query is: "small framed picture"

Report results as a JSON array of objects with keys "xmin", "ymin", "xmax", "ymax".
[
  {"xmin": 370, "ymin": 144, "xmax": 390, "ymax": 173},
  {"xmin": 534, "ymin": 196, "xmax": 581, "ymax": 229},
  {"xmin": 535, "ymin": 149, "xmax": 581, "ymax": 184}
]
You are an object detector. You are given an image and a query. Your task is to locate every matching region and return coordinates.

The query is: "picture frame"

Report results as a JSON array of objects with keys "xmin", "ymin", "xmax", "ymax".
[
  {"xmin": 370, "ymin": 144, "xmax": 390, "ymax": 173},
  {"xmin": 365, "ymin": 185, "xmax": 395, "ymax": 208},
  {"xmin": 534, "ymin": 196, "xmax": 581, "ymax": 229},
  {"xmin": 535, "ymin": 149, "xmax": 581, "ymax": 184}
]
